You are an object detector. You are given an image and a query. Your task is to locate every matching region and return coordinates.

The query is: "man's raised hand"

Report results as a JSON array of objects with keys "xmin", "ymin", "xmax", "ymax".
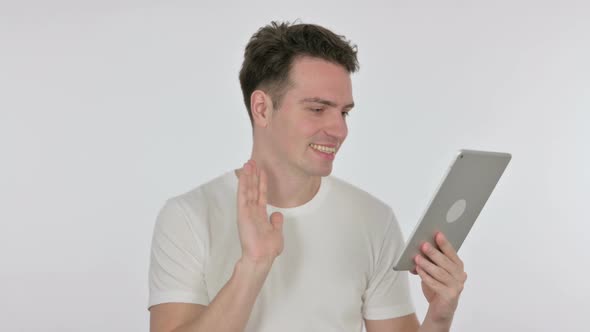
[{"xmin": 237, "ymin": 160, "xmax": 285, "ymax": 265}]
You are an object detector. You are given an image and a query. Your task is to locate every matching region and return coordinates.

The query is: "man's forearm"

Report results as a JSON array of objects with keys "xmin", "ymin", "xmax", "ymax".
[
  {"xmin": 172, "ymin": 257, "xmax": 273, "ymax": 332},
  {"xmin": 417, "ymin": 308, "xmax": 453, "ymax": 332}
]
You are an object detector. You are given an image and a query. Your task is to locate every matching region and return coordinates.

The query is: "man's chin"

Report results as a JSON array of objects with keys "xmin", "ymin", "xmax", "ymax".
[{"xmin": 307, "ymin": 165, "xmax": 333, "ymax": 177}]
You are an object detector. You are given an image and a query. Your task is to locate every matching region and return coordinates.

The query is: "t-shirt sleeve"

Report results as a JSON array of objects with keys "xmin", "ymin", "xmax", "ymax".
[
  {"xmin": 362, "ymin": 209, "xmax": 415, "ymax": 320},
  {"xmin": 148, "ymin": 198, "xmax": 209, "ymax": 310}
]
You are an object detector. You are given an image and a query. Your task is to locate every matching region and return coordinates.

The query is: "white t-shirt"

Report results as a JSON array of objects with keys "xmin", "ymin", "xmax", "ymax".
[{"xmin": 148, "ymin": 170, "xmax": 415, "ymax": 331}]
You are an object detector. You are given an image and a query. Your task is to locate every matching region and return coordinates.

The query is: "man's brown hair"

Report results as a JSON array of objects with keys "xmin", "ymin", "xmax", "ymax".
[{"xmin": 239, "ymin": 21, "xmax": 359, "ymax": 125}]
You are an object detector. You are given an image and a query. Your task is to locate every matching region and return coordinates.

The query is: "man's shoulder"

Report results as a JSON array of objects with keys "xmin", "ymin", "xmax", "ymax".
[
  {"xmin": 169, "ymin": 170, "xmax": 235, "ymax": 210},
  {"xmin": 326, "ymin": 175, "xmax": 392, "ymax": 214}
]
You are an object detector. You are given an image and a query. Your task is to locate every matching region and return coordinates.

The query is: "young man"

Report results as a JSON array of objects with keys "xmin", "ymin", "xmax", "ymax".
[{"xmin": 148, "ymin": 21, "xmax": 467, "ymax": 332}]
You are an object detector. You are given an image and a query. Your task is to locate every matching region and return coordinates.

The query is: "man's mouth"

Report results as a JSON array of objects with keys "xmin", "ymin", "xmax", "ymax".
[{"xmin": 309, "ymin": 143, "xmax": 337, "ymax": 154}]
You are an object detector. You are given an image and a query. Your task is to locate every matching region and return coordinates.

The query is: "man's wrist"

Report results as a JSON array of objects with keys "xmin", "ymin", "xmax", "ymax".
[
  {"xmin": 418, "ymin": 308, "xmax": 454, "ymax": 332},
  {"xmin": 236, "ymin": 256, "xmax": 274, "ymax": 276}
]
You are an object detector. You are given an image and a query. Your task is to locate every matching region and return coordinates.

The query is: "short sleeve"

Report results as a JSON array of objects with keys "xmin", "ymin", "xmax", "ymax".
[
  {"xmin": 148, "ymin": 198, "xmax": 209, "ymax": 310},
  {"xmin": 362, "ymin": 209, "xmax": 415, "ymax": 320}
]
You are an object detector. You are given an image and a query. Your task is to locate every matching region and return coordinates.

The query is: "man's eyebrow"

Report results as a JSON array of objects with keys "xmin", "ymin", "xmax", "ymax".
[{"xmin": 300, "ymin": 97, "xmax": 355, "ymax": 109}]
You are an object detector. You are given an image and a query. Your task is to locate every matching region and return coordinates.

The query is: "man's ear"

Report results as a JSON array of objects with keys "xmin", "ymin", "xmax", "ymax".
[{"xmin": 250, "ymin": 90, "xmax": 273, "ymax": 128}]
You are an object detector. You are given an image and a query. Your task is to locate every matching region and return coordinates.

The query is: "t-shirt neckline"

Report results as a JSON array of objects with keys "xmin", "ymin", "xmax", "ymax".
[{"xmin": 223, "ymin": 169, "xmax": 330, "ymax": 217}]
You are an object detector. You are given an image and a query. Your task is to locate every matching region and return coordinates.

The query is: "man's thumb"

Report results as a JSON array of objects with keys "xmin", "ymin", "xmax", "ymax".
[{"xmin": 269, "ymin": 212, "xmax": 284, "ymax": 232}]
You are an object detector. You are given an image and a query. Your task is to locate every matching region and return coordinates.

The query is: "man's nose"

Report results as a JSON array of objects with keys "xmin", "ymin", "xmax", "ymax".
[{"xmin": 324, "ymin": 110, "xmax": 348, "ymax": 140}]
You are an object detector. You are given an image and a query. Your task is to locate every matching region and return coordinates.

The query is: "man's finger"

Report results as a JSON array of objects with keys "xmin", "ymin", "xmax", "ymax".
[
  {"xmin": 237, "ymin": 163, "xmax": 248, "ymax": 209},
  {"xmin": 247, "ymin": 161, "xmax": 256, "ymax": 204},
  {"xmin": 414, "ymin": 254, "xmax": 453, "ymax": 286},
  {"xmin": 435, "ymin": 232, "xmax": 464, "ymax": 268},
  {"xmin": 416, "ymin": 265, "xmax": 445, "ymax": 295},
  {"xmin": 259, "ymin": 168, "xmax": 268, "ymax": 207},
  {"xmin": 252, "ymin": 162, "xmax": 260, "ymax": 204},
  {"xmin": 420, "ymin": 242, "xmax": 456, "ymax": 276}
]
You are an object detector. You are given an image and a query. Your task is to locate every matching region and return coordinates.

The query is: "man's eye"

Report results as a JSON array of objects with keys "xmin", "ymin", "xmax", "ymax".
[
  {"xmin": 310, "ymin": 108, "xmax": 323, "ymax": 113},
  {"xmin": 342, "ymin": 111, "xmax": 350, "ymax": 117}
]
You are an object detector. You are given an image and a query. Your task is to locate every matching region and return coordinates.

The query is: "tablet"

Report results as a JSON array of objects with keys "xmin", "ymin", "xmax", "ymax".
[{"xmin": 392, "ymin": 149, "xmax": 511, "ymax": 271}]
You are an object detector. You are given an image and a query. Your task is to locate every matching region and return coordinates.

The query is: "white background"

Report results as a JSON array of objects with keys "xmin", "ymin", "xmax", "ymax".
[{"xmin": 1, "ymin": 1, "xmax": 589, "ymax": 331}]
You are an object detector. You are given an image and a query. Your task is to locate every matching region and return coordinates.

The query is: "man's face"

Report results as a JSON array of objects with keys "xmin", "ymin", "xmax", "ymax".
[{"xmin": 263, "ymin": 56, "xmax": 354, "ymax": 177}]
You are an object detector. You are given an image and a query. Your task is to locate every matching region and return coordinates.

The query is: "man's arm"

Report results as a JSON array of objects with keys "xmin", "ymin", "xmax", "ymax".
[
  {"xmin": 150, "ymin": 257, "xmax": 273, "ymax": 332},
  {"xmin": 150, "ymin": 160, "xmax": 285, "ymax": 332},
  {"xmin": 364, "ymin": 310, "xmax": 455, "ymax": 332},
  {"xmin": 365, "ymin": 313, "xmax": 420, "ymax": 332},
  {"xmin": 365, "ymin": 232, "xmax": 466, "ymax": 332}
]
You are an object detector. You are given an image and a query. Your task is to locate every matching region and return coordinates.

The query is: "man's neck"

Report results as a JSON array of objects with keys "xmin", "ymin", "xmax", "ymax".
[{"xmin": 234, "ymin": 159, "xmax": 321, "ymax": 209}]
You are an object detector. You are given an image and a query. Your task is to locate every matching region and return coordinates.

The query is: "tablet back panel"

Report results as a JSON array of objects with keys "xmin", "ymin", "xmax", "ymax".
[{"xmin": 393, "ymin": 149, "xmax": 511, "ymax": 271}]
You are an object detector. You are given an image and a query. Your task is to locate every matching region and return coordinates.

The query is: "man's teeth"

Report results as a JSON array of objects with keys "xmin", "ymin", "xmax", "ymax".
[{"xmin": 309, "ymin": 143, "xmax": 336, "ymax": 154}]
